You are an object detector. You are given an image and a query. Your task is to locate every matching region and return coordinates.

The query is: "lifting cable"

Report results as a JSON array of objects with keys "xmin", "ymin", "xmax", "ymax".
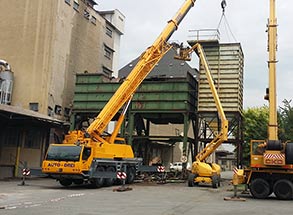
[{"xmin": 217, "ymin": 0, "xmax": 237, "ymax": 42}]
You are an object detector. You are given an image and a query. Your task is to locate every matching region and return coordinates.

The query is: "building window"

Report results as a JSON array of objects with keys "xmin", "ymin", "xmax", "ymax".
[
  {"xmin": 102, "ymin": 66, "xmax": 112, "ymax": 77},
  {"xmin": 106, "ymin": 26, "xmax": 113, "ymax": 37},
  {"xmin": 29, "ymin": 102, "xmax": 39, "ymax": 112},
  {"xmin": 65, "ymin": 0, "xmax": 71, "ymax": 5},
  {"xmin": 84, "ymin": 9, "xmax": 90, "ymax": 20},
  {"xmin": 104, "ymin": 45, "xmax": 113, "ymax": 59},
  {"xmin": 54, "ymin": 105, "xmax": 62, "ymax": 115},
  {"xmin": 73, "ymin": 0, "xmax": 79, "ymax": 11},
  {"xmin": 48, "ymin": 106, "xmax": 53, "ymax": 116},
  {"xmin": 91, "ymin": 16, "xmax": 96, "ymax": 25}
]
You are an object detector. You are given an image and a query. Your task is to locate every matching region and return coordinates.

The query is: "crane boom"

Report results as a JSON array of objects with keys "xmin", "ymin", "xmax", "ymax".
[
  {"xmin": 267, "ymin": 0, "xmax": 278, "ymax": 140},
  {"xmin": 86, "ymin": 0, "xmax": 196, "ymax": 139}
]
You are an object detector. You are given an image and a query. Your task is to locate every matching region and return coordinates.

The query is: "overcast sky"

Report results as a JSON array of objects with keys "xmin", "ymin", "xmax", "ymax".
[{"xmin": 96, "ymin": 0, "xmax": 293, "ymax": 109}]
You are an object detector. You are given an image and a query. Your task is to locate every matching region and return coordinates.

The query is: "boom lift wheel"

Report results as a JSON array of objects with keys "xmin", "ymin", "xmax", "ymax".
[
  {"xmin": 212, "ymin": 175, "xmax": 218, "ymax": 189},
  {"xmin": 249, "ymin": 178, "xmax": 270, "ymax": 199},
  {"xmin": 273, "ymin": 179, "xmax": 293, "ymax": 200},
  {"xmin": 188, "ymin": 173, "xmax": 197, "ymax": 187}
]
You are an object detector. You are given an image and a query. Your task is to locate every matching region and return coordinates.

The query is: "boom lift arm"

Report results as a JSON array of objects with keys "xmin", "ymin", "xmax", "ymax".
[
  {"xmin": 177, "ymin": 43, "xmax": 228, "ymax": 188},
  {"xmin": 176, "ymin": 43, "xmax": 228, "ymax": 162},
  {"xmin": 194, "ymin": 44, "xmax": 228, "ymax": 161},
  {"xmin": 87, "ymin": 0, "xmax": 197, "ymax": 141}
]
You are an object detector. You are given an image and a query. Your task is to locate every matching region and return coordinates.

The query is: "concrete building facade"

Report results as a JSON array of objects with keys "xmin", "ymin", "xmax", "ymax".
[
  {"xmin": 0, "ymin": 0, "xmax": 124, "ymax": 121},
  {"xmin": 0, "ymin": 0, "xmax": 124, "ymax": 178}
]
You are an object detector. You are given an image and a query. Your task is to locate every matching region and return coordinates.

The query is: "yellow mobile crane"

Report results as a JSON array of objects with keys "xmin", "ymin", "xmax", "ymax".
[
  {"xmin": 233, "ymin": 0, "xmax": 293, "ymax": 200},
  {"xmin": 175, "ymin": 43, "xmax": 228, "ymax": 188},
  {"xmin": 42, "ymin": 0, "xmax": 197, "ymax": 187}
]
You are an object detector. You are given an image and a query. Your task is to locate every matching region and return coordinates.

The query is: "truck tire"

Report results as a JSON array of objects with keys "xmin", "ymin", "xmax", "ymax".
[
  {"xmin": 250, "ymin": 178, "xmax": 270, "ymax": 199},
  {"xmin": 285, "ymin": 143, "xmax": 293, "ymax": 164},
  {"xmin": 73, "ymin": 179, "xmax": 84, "ymax": 185},
  {"xmin": 126, "ymin": 166, "xmax": 136, "ymax": 184},
  {"xmin": 188, "ymin": 173, "xmax": 196, "ymax": 187},
  {"xmin": 212, "ymin": 175, "xmax": 218, "ymax": 189},
  {"xmin": 59, "ymin": 179, "xmax": 72, "ymax": 187},
  {"xmin": 273, "ymin": 179, "xmax": 293, "ymax": 200},
  {"xmin": 104, "ymin": 166, "xmax": 115, "ymax": 187},
  {"xmin": 90, "ymin": 166, "xmax": 105, "ymax": 188},
  {"xmin": 218, "ymin": 175, "xmax": 221, "ymax": 187}
]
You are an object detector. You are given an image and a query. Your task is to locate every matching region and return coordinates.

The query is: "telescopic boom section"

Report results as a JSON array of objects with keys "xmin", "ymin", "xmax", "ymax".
[
  {"xmin": 86, "ymin": 0, "xmax": 196, "ymax": 139},
  {"xmin": 267, "ymin": 0, "xmax": 278, "ymax": 141},
  {"xmin": 195, "ymin": 44, "xmax": 228, "ymax": 162}
]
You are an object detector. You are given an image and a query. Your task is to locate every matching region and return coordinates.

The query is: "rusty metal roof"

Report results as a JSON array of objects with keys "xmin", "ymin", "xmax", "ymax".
[{"xmin": 0, "ymin": 104, "xmax": 65, "ymax": 126}]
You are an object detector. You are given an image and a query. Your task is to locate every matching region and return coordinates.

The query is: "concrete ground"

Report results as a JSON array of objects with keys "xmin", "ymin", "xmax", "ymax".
[{"xmin": 1, "ymin": 171, "xmax": 293, "ymax": 215}]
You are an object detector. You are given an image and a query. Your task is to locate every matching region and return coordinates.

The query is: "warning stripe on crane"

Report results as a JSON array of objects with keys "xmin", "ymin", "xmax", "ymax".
[
  {"xmin": 233, "ymin": 167, "xmax": 238, "ymax": 175},
  {"xmin": 264, "ymin": 153, "xmax": 285, "ymax": 160}
]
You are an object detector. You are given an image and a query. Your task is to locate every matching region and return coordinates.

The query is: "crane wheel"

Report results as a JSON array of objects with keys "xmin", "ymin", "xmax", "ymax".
[
  {"xmin": 188, "ymin": 173, "xmax": 196, "ymax": 187},
  {"xmin": 126, "ymin": 166, "xmax": 136, "ymax": 184},
  {"xmin": 73, "ymin": 179, "xmax": 84, "ymax": 185},
  {"xmin": 59, "ymin": 179, "xmax": 72, "ymax": 187},
  {"xmin": 273, "ymin": 179, "xmax": 293, "ymax": 200},
  {"xmin": 90, "ymin": 166, "xmax": 105, "ymax": 188},
  {"xmin": 104, "ymin": 166, "xmax": 115, "ymax": 187},
  {"xmin": 285, "ymin": 143, "xmax": 293, "ymax": 164},
  {"xmin": 250, "ymin": 178, "xmax": 270, "ymax": 199}
]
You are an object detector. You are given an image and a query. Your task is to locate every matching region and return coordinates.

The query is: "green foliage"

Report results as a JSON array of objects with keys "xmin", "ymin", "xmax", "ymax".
[
  {"xmin": 242, "ymin": 106, "xmax": 269, "ymax": 165},
  {"xmin": 279, "ymin": 99, "xmax": 293, "ymax": 141},
  {"xmin": 243, "ymin": 106, "xmax": 269, "ymax": 142}
]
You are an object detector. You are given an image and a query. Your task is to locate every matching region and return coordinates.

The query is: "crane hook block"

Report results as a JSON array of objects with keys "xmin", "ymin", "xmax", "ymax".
[{"xmin": 221, "ymin": 0, "xmax": 227, "ymax": 13}]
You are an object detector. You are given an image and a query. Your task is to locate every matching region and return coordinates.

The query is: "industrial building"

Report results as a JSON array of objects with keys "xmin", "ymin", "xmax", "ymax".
[
  {"xmin": 71, "ymin": 44, "xmax": 198, "ymax": 167},
  {"xmin": 0, "ymin": 0, "xmax": 124, "ymax": 178},
  {"xmin": 71, "ymin": 36, "xmax": 244, "ymax": 168},
  {"xmin": 0, "ymin": 1, "xmax": 243, "ymax": 178}
]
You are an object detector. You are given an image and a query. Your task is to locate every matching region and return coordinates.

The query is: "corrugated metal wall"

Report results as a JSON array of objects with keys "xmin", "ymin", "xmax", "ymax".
[{"xmin": 189, "ymin": 40, "xmax": 244, "ymax": 113}]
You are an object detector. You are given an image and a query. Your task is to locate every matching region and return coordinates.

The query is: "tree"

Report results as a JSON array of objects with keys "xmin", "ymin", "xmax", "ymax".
[
  {"xmin": 242, "ymin": 106, "xmax": 269, "ymax": 165},
  {"xmin": 279, "ymin": 99, "xmax": 293, "ymax": 141}
]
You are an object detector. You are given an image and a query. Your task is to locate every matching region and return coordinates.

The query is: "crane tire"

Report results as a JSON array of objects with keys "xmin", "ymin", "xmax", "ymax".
[
  {"xmin": 266, "ymin": 140, "xmax": 282, "ymax": 150},
  {"xmin": 73, "ymin": 179, "xmax": 84, "ymax": 185},
  {"xmin": 90, "ymin": 166, "xmax": 105, "ymax": 188},
  {"xmin": 59, "ymin": 179, "xmax": 72, "ymax": 187},
  {"xmin": 250, "ymin": 178, "xmax": 270, "ymax": 199},
  {"xmin": 104, "ymin": 166, "xmax": 115, "ymax": 187},
  {"xmin": 286, "ymin": 143, "xmax": 293, "ymax": 164},
  {"xmin": 273, "ymin": 179, "xmax": 293, "ymax": 200},
  {"xmin": 126, "ymin": 166, "xmax": 136, "ymax": 184}
]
